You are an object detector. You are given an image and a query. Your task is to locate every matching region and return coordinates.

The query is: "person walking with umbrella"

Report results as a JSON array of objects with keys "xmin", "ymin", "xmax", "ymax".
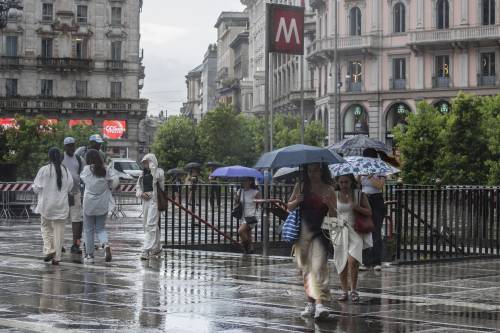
[
  {"xmin": 235, "ymin": 177, "xmax": 261, "ymax": 254},
  {"xmin": 287, "ymin": 163, "xmax": 337, "ymax": 320}
]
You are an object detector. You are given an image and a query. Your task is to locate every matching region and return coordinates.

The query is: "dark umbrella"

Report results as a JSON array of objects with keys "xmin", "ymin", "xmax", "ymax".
[
  {"xmin": 254, "ymin": 144, "xmax": 345, "ymax": 169},
  {"xmin": 328, "ymin": 135, "xmax": 390, "ymax": 157},
  {"xmin": 184, "ymin": 162, "xmax": 202, "ymax": 171},
  {"xmin": 166, "ymin": 168, "xmax": 187, "ymax": 177},
  {"xmin": 206, "ymin": 161, "xmax": 224, "ymax": 169}
]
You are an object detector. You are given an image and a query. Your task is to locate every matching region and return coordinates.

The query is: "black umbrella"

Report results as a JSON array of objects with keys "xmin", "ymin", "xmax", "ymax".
[
  {"xmin": 206, "ymin": 161, "xmax": 224, "ymax": 169},
  {"xmin": 166, "ymin": 168, "xmax": 186, "ymax": 177},
  {"xmin": 184, "ymin": 162, "xmax": 202, "ymax": 171},
  {"xmin": 328, "ymin": 135, "xmax": 390, "ymax": 157}
]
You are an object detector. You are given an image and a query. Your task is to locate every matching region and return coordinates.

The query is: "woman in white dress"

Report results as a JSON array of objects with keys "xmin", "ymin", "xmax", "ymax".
[
  {"xmin": 333, "ymin": 174, "xmax": 372, "ymax": 303},
  {"xmin": 235, "ymin": 177, "xmax": 261, "ymax": 254}
]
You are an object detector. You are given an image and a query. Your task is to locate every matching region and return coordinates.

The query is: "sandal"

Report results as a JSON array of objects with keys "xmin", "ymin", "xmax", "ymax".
[
  {"xmin": 350, "ymin": 291, "xmax": 360, "ymax": 303},
  {"xmin": 337, "ymin": 291, "xmax": 349, "ymax": 302}
]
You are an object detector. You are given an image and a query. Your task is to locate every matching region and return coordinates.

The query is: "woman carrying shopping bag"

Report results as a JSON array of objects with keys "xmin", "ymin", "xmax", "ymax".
[
  {"xmin": 80, "ymin": 149, "xmax": 119, "ymax": 264},
  {"xmin": 136, "ymin": 153, "xmax": 165, "ymax": 260},
  {"xmin": 33, "ymin": 148, "xmax": 73, "ymax": 265}
]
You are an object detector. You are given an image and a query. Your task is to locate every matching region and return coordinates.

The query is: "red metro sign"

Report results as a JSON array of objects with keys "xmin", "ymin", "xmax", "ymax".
[
  {"xmin": 102, "ymin": 120, "xmax": 126, "ymax": 140},
  {"xmin": 267, "ymin": 4, "xmax": 305, "ymax": 55}
]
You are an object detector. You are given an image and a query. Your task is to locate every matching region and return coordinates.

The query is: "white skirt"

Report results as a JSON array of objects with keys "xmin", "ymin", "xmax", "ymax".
[{"xmin": 332, "ymin": 220, "xmax": 372, "ymax": 274}]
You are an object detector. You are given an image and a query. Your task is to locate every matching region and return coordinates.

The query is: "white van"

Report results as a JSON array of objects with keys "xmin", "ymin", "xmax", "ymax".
[{"xmin": 109, "ymin": 158, "xmax": 142, "ymax": 180}]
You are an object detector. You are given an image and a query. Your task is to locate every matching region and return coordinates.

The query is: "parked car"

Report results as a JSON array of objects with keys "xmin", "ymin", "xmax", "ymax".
[{"xmin": 109, "ymin": 158, "xmax": 142, "ymax": 181}]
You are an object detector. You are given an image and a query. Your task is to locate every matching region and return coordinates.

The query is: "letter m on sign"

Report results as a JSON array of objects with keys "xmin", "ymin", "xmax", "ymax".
[{"xmin": 267, "ymin": 4, "xmax": 305, "ymax": 55}]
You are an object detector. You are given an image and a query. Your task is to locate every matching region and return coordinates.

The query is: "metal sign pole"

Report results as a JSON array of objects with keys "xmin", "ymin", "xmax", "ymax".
[
  {"xmin": 263, "ymin": 4, "xmax": 271, "ymax": 258},
  {"xmin": 300, "ymin": 54, "xmax": 305, "ymax": 144}
]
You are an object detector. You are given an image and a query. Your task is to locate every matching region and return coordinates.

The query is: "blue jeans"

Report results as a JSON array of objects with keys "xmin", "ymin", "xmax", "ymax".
[{"xmin": 83, "ymin": 213, "xmax": 108, "ymax": 257}]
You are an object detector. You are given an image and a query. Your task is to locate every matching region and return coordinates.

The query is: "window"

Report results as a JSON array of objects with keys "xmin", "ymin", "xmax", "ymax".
[
  {"xmin": 6, "ymin": 36, "xmax": 18, "ymax": 57},
  {"xmin": 481, "ymin": 53, "xmax": 496, "ymax": 76},
  {"xmin": 42, "ymin": 3, "xmax": 53, "ymax": 22},
  {"xmin": 111, "ymin": 41, "xmax": 122, "ymax": 60},
  {"xmin": 482, "ymin": 0, "xmax": 495, "ymax": 25},
  {"xmin": 349, "ymin": 7, "xmax": 362, "ymax": 36},
  {"xmin": 73, "ymin": 39, "xmax": 88, "ymax": 59},
  {"xmin": 435, "ymin": 55, "xmax": 450, "ymax": 78},
  {"xmin": 436, "ymin": 0, "xmax": 449, "ymax": 29},
  {"xmin": 392, "ymin": 58, "xmax": 406, "ymax": 89},
  {"xmin": 347, "ymin": 61, "xmax": 363, "ymax": 92},
  {"xmin": 110, "ymin": 82, "xmax": 122, "ymax": 98},
  {"xmin": 344, "ymin": 105, "xmax": 369, "ymax": 137},
  {"xmin": 41, "ymin": 80, "xmax": 53, "ymax": 97},
  {"xmin": 394, "ymin": 3, "xmax": 406, "ymax": 33},
  {"xmin": 386, "ymin": 103, "xmax": 410, "ymax": 138},
  {"xmin": 111, "ymin": 7, "xmax": 122, "ymax": 25},
  {"xmin": 76, "ymin": 80, "xmax": 88, "ymax": 97},
  {"xmin": 41, "ymin": 38, "xmax": 53, "ymax": 58},
  {"xmin": 6, "ymin": 79, "xmax": 17, "ymax": 97},
  {"xmin": 77, "ymin": 5, "xmax": 88, "ymax": 24}
]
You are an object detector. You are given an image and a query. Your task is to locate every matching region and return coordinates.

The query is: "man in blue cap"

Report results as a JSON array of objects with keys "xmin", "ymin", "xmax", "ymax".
[
  {"xmin": 62, "ymin": 137, "xmax": 85, "ymax": 254},
  {"xmin": 75, "ymin": 134, "xmax": 106, "ymax": 163}
]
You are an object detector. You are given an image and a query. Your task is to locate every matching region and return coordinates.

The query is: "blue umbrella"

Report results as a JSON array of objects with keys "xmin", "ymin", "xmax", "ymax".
[
  {"xmin": 210, "ymin": 165, "xmax": 263, "ymax": 181},
  {"xmin": 254, "ymin": 144, "xmax": 345, "ymax": 169}
]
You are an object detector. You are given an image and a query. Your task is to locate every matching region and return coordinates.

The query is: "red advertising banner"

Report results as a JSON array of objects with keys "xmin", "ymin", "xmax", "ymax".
[
  {"xmin": 0, "ymin": 118, "xmax": 16, "ymax": 128},
  {"xmin": 42, "ymin": 119, "xmax": 59, "ymax": 126},
  {"xmin": 102, "ymin": 120, "xmax": 126, "ymax": 140},
  {"xmin": 267, "ymin": 4, "xmax": 305, "ymax": 55},
  {"xmin": 69, "ymin": 119, "xmax": 94, "ymax": 127}
]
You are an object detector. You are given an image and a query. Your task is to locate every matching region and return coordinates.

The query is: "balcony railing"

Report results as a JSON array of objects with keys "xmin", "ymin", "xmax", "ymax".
[
  {"xmin": 307, "ymin": 35, "xmax": 380, "ymax": 58},
  {"xmin": 106, "ymin": 60, "xmax": 124, "ymax": 70},
  {"xmin": 0, "ymin": 56, "xmax": 21, "ymax": 67},
  {"xmin": 390, "ymin": 78, "xmax": 406, "ymax": 90},
  {"xmin": 345, "ymin": 79, "xmax": 363, "ymax": 92},
  {"xmin": 432, "ymin": 76, "xmax": 450, "ymax": 88},
  {"xmin": 478, "ymin": 74, "xmax": 497, "ymax": 86},
  {"xmin": 37, "ymin": 57, "xmax": 93, "ymax": 70},
  {"xmin": 409, "ymin": 24, "xmax": 500, "ymax": 45}
]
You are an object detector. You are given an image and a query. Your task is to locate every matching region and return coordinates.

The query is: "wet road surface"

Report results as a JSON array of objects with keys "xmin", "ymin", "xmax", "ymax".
[{"xmin": 0, "ymin": 217, "xmax": 499, "ymax": 332}]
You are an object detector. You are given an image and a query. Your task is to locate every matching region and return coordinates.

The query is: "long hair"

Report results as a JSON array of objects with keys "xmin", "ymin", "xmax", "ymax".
[
  {"xmin": 334, "ymin": 174, "xmax": 358, "ymax": 191},
  {"xmin": 85, "ymin": 149, "xmax": 106, "ymax": 178},
  {"xmin": 301, "ymin": 163, "xmax": 333, "ymax": 193},
  {"xmin": 48, "ymin": 147, "xmax": 63, "ymax": 191}
]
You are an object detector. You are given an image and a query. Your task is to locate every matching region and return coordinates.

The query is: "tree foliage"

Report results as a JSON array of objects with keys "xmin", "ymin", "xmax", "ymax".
[
  {"xmin": 151, "ymin": 116, "xmax": 200, "ymax": 171},
  {"xmin": 479, "ymin": 95, "xmax": 500, "ymax": 185}
]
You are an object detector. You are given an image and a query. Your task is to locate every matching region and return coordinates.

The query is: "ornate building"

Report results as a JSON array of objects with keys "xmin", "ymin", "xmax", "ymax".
[
  {"xmin": 307, "ymin": 0, "xmax": 499, "ymax": 146},
  {"xmin": 0, "ymin": 0, "xmax": 147, "ymax": 159}
]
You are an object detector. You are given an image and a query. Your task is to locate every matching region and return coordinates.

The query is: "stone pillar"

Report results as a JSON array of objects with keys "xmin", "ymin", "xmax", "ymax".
[
  {"xmin": 416, "ymin": 55, "xmax": 424, "ymax": 89},
  {"xmin": 461, "ymin": 0, "xmax": 469, "ymax": 25},
  {"xmin": 371, "ymin": 0, "xmax": 380, "ymax": 32},
  {"xmin": 367, "ymin": 100, "xmax": 381, "ymax": 139},
  {"xmin": 416, "ymin": 0, "xmax": 424, "ymax": 29},
  {"xmin": 458, "ymin": 51, "xmax": 469, "ymax": 87}
]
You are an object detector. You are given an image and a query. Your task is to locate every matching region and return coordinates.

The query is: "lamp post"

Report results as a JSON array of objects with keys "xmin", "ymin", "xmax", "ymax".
[{"xmin": 0, "ymin": 1, "xmax": 23, "ymax": 29}]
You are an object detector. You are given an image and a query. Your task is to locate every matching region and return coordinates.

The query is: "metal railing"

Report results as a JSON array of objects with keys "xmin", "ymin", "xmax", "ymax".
[
  {"xmin": 409, "ymin": 24, "xmax": 500, "ymax": 45},
  {"xmin": 37, "ymin": 57, "xmax": 93, "ymax": 70}
]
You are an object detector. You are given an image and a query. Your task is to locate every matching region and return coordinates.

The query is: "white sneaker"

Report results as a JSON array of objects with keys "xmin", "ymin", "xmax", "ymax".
[
  {"xmin": 359, "ymin": 265, "xmax": 369, "ymax": 271},
  {"xmin": 300, "ymin": 302, "xmax": 315, "ymax": 317},
  {"xmin": 314, "ymin": 304, "xmax": 330, "ymax": 320},
  {"xmin": 84, "ymin": 256, "xmax": 94, "ymax": 264},
  {"xmin": 374, "ymin": 265, "xmax": 382, "ymax": 271}
]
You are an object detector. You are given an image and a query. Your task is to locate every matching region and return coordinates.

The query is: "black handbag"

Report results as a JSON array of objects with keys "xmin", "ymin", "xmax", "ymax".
[
  {"xmin": 68, "ymin": 194, "xmax": 75, "ymax": 207},
  {"xmin": 231, "ymin": 190, "xmax": 243, "ymax": 219}
]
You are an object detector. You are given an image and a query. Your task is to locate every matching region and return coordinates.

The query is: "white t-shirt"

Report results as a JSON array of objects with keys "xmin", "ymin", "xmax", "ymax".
[
  {"xmin": 360, "ymin": 175, "xmax": 384, "ymax": 194},
  {"xmin": 33, "ymin": 164, "xmax": 73, "ymax": 220},
  {"xmin": 240, "ymin": 189, "xmax": 259, "ymax": 218}
]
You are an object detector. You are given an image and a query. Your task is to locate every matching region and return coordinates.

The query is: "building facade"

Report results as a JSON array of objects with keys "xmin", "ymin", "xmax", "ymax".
[
  {"xmin": 181, "ymin": 64, "xmax": 202, "ymax": 122},
  {"xmin": 307, "ymin": 0, "xmax": 500, "ymax": 146},
  {"xmin": 0, "ymin": 0, "xmax": 147, "ymax": 160},
  {"xmin": 230, "ymin": 30, "xmax": 252, "ymax": 113}
]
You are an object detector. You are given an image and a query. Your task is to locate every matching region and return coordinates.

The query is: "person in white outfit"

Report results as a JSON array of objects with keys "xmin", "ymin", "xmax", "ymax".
[
  {"xmin": 235, "ymin": 177, "xmax": 261, "ymax": 254},
  {"xmin": 333, "ymin": 174, "xmax": 372, "ymax": 303},
  {"xmin": 136, "ymin": 153, "xmax": 165, "ymax": 260},
  {"xmin": 33, "ymin": 148, "xmax": 73, "ymax": 265},
  {"xmin": 80, "ymin": 149, "xmax": 119, "ymax": 264}
]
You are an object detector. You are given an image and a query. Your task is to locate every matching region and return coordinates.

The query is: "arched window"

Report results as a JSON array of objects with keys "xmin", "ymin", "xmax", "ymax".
[
  {"xmin": 344, "ymin": 104, "xmax": 369, "ymax": 138},
  {"xmin": 349, "ymin": 7, "xmax": 362, "ymax": 36},
  {"xmin": 482, "ymin": 0, "xmax": 496, "ymax": 25},
  {"xmin": 436, "ymin": 0, "xmax": 449, "ymax": 29},
  {"xmin": 394, "ymin": 3, "xmax": 406, "ymax": 33},
  {"xmin": 434, "ymin": 101, "xmax": 451, "ymax": 114},
  {"xmin": 386, "ymin": 103, "xmax": 411, "ymax": 139}
]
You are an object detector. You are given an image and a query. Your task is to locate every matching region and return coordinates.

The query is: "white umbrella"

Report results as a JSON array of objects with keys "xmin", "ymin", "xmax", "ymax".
[
  {"xmin": 273, "ymin": 167, "xmax": 299, "ymax": 180},
  {"xmin": 329, "ymin": 156, "xmax": 400, "ymax": 177}
]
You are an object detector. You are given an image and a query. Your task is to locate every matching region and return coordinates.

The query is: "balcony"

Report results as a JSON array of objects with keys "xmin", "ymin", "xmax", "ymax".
[
  {"xmin": 345, "ymin": 79, "xmax": 363, "ymax": 92},
  {"xmin": 408, "ymin": 25, "xmax": 500, "ymax": 49},
  {"xmin": 478, "ymin": 74, "xmax": 497, "ymax": 86},
  {"xmin": 0, "ymin": 56, "xmax": 21, "ymax": 67},
  {"xmin": 106, "ymin": 60, "xmax": 124, "ymax": 70},
  {"xmin": 390, "ymin": 78, "xmax": 406, "ymax": 90},
  {"xmin": 307, "ymin": 35, "xmax": 380, "ymax": 62},
  {"xmin": 37, "ymin": 57, "xmax": 93, "ymax": 71},
  {"xmin": 432, "ymin": 76, "xmax": 451, "ymax": 88}
]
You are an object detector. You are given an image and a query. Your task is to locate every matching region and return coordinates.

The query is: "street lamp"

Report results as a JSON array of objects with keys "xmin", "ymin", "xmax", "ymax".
[{"xmin": 0, "ymin": 0, "xmax": 23, "ymax": 29}]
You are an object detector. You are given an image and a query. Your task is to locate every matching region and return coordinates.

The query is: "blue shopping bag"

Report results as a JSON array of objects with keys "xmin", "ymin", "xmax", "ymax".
[{"xmin": 281, "ymin": 208, "xmax": 301, "ymax": 243}]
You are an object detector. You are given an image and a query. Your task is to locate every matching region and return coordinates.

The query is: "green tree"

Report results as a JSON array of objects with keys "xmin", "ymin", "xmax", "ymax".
[
  {"xmin": 393, "ymin": 102, "xmax": 446, "ymax": 184},
  {"xmin": 198, "ymin": 106, "xmax": 258, "ymax": 165},
  {"xmin": 151, "ymin": 116, "xmax": 200, "ymax": 170},
  {"xmin": 439, "ymin": 93, "xmax": 490, "ymax": 185},
  {"xmin": 304, "ymin": 120, "xmax": 327, "ymax": 146},
  {"xmin": 273, "ymin": 114, "xmax": 301, "ymax": 148},
  {"xmin": 480, "ymin": 95, "xmax": 500, "ymax": 185}
]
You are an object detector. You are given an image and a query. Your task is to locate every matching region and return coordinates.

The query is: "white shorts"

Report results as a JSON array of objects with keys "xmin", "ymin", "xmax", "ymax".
[{"xmin": 69, "ymin": 192, "xmax": 83, "ymax": 223}]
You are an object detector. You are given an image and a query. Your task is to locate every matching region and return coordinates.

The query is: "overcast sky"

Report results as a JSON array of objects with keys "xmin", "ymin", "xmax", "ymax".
[{"xmin": 140, "ymin": 0, "xmax": 245, "ymax": 116}]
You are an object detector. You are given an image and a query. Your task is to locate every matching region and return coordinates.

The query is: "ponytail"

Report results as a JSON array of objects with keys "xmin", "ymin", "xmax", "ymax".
[{"xmin": 48, "ymin": 147, "xmax": 63, "ymax": 190}]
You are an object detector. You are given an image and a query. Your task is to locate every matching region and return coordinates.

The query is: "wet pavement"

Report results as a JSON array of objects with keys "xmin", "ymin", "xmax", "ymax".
[{"xmin": 0, "ymin": 216, "xmax": 499, "ymax": 333}]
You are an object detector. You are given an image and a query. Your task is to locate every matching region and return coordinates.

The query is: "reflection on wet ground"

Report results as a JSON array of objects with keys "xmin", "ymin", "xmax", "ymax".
[{"xmin": 0, "ymin": 217, "xmax": 499, "ymax": 332}]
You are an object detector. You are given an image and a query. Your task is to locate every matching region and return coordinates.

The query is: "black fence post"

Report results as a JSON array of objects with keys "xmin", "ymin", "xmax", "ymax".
[{"xmin": 395, "ymin": 179, "xmax": 403, "ymax": 263}]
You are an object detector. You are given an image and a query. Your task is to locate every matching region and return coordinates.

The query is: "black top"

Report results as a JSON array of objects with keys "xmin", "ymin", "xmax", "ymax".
[
  {"xmin": 300, "ymin": 191, "xmax": 329, "ymax": 233},
  {"xmin": 143, "ymin": 170, "xmax": 154, "ymax": 192}
]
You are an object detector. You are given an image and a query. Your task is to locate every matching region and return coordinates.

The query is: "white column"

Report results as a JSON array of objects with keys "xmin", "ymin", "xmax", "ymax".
[
  {"xmin": 416, "ymin": 0, "xmax": 424, "ymax": 29},
  {"xmin": 461, "ymin": 0, "xmax": 469, "ymax": 25},
  {"xmin": 416, "ymin": 56, "xmax": 424, "ymax": 89},
  {"xmin": 371, "ymin": 0, "xmax": 380, "ymax": 32},
  {"xmin": 459, "ymin": 52, "xmax": 469, "ymax": 87}
]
